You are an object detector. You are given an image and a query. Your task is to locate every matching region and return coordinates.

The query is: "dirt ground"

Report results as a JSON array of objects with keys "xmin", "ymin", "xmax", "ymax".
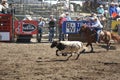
[{"xmin": 0, "ymin": 41, "xmax": 120, "ymax": 80}]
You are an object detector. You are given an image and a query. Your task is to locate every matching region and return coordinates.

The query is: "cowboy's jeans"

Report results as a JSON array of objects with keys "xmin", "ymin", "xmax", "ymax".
[
  {"xmin": 96, "ymin": 30, "xmax": 101, "ymax": 42},
  {"xmin": 94, "ymin": 28, "xmax": 102, "ymax": 42}
]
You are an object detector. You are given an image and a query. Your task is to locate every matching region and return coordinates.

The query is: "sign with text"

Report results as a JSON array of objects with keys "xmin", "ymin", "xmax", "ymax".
[
  {"xmin": 62, "ymin": 21, "xmax": 88, "ymax": 34},
  {"xmin": 14, "ymin": 20, "xmax": 38, "ymax": 35}
]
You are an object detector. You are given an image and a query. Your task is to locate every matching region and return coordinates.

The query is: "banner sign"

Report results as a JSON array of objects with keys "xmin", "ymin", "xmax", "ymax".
[
  {"xmin": 14, "ymin": 20, "xmax": 38, "ymax": 35},
  {"xmin": 62, "ymin": 21, "xmax": 88, "ymax": 34}
]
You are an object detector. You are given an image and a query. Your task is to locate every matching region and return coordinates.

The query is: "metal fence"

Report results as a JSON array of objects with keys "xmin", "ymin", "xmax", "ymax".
[{"xmin": 12, "ymin": 3, "xmax": 112, "ymax": 42}]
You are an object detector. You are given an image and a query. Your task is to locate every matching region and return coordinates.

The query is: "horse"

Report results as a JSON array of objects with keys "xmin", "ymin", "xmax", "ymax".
[{"xmin": 79, "ymin": 24, "xmax": 120, "ymax": 52}]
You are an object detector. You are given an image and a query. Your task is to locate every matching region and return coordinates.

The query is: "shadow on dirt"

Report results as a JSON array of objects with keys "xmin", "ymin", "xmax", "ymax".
[
  {"xmin": 36, "ymin": 51, "xmax": 105, "ymax": 63},
  {"xmin": 98, "ymin": 44, "xmax": 117, "ymax": 50},
  {"xmin": 98, "ymin": 61, "xmax": 120, "ymax": 66},
  {"xmin": 36, "ymin": 59, "xmax": 68, "ymax": 62}
]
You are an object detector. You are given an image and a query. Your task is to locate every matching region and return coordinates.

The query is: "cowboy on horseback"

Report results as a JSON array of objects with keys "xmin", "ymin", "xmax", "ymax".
[
  {"xmin": 79, "ymin": 16, "xmax": 120, "ymax": 52},
  {"xmin": 91, "ymin": 16, "xmax": 103, "ymax": 44}
]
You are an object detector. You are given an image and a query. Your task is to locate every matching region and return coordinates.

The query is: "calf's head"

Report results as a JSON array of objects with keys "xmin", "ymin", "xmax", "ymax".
[
  {"xmin": 50, "ymin": 41, "xmax": 59, "ymax": 48},
  {"xmin": 50, "ymin": 41, "xmax": 66, "ymax": 50}
]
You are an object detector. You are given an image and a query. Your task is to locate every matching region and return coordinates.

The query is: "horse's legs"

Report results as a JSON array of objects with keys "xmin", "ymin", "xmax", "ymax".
[
  {"xmin": 104, "ymin": 32, "xmax": 111, "ymax": 51},
  {"xmin": 90, "ymin": 43, "xmax": 94, "ymax": 52},
  {"xmin": 106, "ymin": 43, "xmax": 111, "ymax": 51},
  {"xmin": 86, "ymin": 43, "xmax": 94, "ymax": 52}
]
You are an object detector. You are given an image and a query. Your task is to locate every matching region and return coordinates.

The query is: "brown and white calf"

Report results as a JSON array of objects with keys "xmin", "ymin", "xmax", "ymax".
[{"xmin": 50, "ymin": 41, "xmax": 87, "ymax": 60}]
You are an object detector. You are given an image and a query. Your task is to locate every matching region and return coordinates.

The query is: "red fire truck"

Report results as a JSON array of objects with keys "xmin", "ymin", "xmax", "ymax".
[{"xmin": 0, "ymin": 14, "xmax": 39, "ymax": 42}]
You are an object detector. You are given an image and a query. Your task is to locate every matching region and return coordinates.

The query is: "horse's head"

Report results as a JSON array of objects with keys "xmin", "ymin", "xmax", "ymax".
[{"xmin": 79, "ymin": 24, "xmax": 88, "ymax": 34}]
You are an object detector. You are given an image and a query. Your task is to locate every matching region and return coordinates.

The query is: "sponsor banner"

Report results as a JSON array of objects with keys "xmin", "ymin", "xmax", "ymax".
[
  {"xmin": 111, "ymin": 20, "xmax": 120, "ymax": 35},
  {"xmin": 14, "ymin": 20, "xmax": 38, "ymax": 35},
  {"xmin": 62, "ymin": 21, "xmax": 88, "ymax": 34}
]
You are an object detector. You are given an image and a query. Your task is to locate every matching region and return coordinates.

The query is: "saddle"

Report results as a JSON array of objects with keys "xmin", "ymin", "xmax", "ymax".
[{"xmin": 91, "ymin": 29, "xmax": 105, "ymax": 42}]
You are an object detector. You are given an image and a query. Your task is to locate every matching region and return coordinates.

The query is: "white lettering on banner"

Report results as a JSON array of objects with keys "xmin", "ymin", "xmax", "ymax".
[
  {"xmin": 77, "ymin": 23, "xmax": 81, "ymax": 27},
  {"xmin": 76, "ymin": 23, "xmax": 83, "ymax": 32},
  {"xmin": 66, "ymin": 22, "xmax": 76, "ymax": 33}
]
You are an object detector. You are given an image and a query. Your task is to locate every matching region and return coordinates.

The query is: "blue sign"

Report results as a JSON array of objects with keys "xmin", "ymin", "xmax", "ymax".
[{"xmin": 62, "ymin": 20, "xmax": 88, "ymax": 34}]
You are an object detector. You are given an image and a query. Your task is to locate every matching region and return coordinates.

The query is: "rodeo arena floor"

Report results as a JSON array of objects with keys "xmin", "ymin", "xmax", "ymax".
[{"xmin": 0, "ymin": 33, "xmax": 120, "ymax": 80}]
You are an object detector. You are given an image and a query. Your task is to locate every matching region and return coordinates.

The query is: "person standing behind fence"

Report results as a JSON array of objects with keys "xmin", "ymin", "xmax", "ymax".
[
  {"xmin": 97, "ymin": 5, "xmax": 105, "ymax": 16},
  {"xmin": 115, "ymin": 3, "xmax": 120, "ymax": 20},
  {"xmin": 1, "ymin": 0, "xmax": 9, "ymax": 14},
  {"xmin": 58, "ymin": 14, "xmax": 67, "ymax": 41},
  {"xmin": 38, "ymin": 17, "xmax": 45, "ymax": 42},
  {"xmin": 64, "ymin": 12, "xmax": 72, "ymax": 39},
  {"xmin": 0, "ymin": 2, "xmax": 4, "ymax": 13},
  {"xmin": 48, "ymin": 16, "xmax": 56, "ymax": 43},
  {"xmin": 65, "ymin": 12, "xmax": 72, "ymax": 21},
  {"xmin": 109, "ymin": 2, "xmax": 118, "ymax": 20}
]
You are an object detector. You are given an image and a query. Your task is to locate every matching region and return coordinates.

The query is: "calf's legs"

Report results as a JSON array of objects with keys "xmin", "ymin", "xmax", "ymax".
[
  {"xmin": 66, "ymin": 53, "xmax": 72, "ymax": 60},
  {"xmin": 56, "ymin": 50, "xmax": 59, "ymax": 56},
  {"xmin": 75, "ymin": 49, "xmax": 85, "ymax": 60}
]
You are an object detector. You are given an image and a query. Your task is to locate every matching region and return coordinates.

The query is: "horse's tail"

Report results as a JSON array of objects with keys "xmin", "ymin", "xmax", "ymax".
[{"xmin": 111, "ymin": 32, "xmax": 120, "ymax": 43}]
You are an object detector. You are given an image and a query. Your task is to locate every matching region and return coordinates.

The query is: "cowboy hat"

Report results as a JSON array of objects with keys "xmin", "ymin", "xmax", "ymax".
[{"xmin": 100, "ymin": 5, "xmax": 103, "ymax": 7}]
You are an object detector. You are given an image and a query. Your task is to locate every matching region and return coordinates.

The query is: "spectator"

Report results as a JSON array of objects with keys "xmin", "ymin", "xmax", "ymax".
[
  {"xmin": 115, "ymin": 3, "xmax": 120, "ymax": 17},
  {"xmin": 38, "ymin": 17, "xmax": 45, "ymax": 42},
  {"xmin": 65, "ymin": 12, "xmax": 72, "ymax": 21},
  {"xmin": 99, "ymin": 15, "xmax": 107, "ymax": 28},
  {"xmin": 48, "ymin": 16, "xmax": 56, "ymax": 43},
  {"xmin": 7, "ymin": 3, "xmax": 15, "ymax": 14},
  {"xmin": 109, "ymin": 2, "xmax": 118, "ymax": 20},
  {"xmin": 49, "ymin": 15, "xmax": 56, "ymax": 21},
  {"xmin": 1, "ymin": 0, "xmax": 9, "ymax": 14},
  {"xmin": 97, "ymin": 5, "xmax": 105, "ymax": 16},
  {"xmin": 58, "ymin": 14, "xmax": 67, "ymax": 41},
  {"xmin": 23, "ymin": 15, "xmax": 32, "ymax": 20},
  {"xmin": 0, "ymin": 2, "xmax": 4, "ymax": 13}
]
